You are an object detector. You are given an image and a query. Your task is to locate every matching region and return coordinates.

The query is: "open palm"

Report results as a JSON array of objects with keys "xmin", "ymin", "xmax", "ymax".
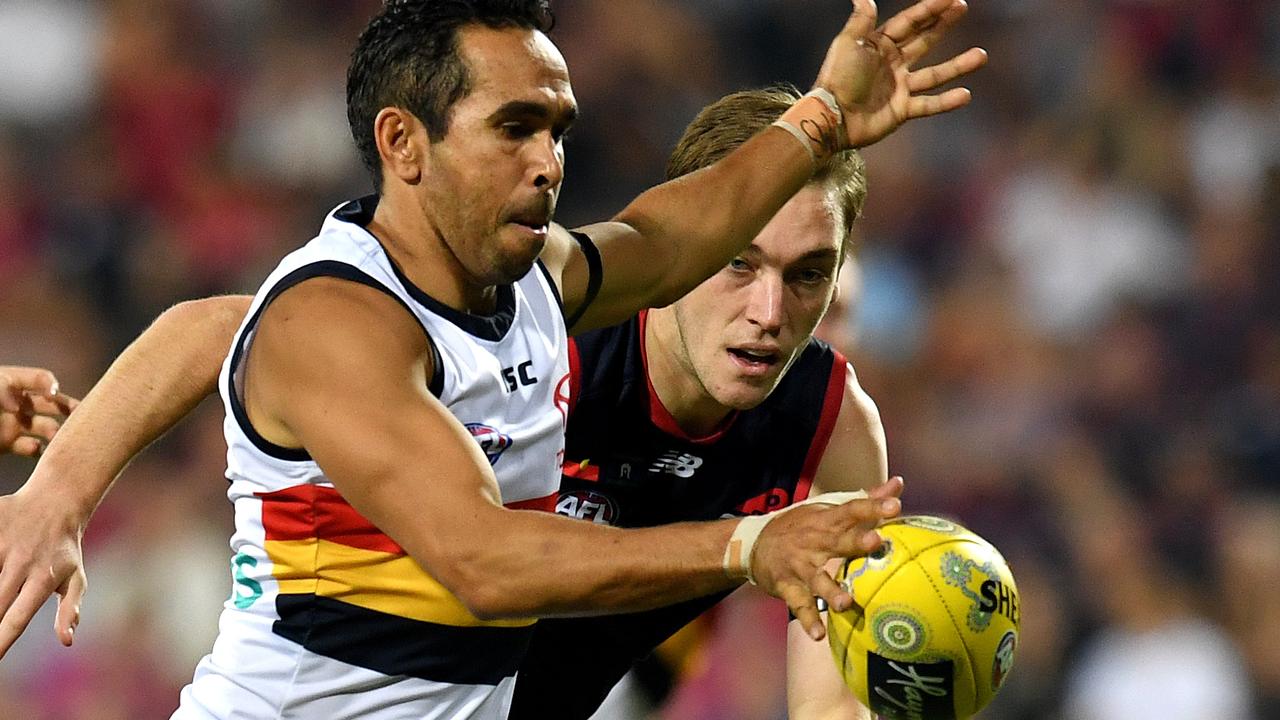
[{"xmin": 818, "ymin": 0, "xmax": 988, "ymax": 149}]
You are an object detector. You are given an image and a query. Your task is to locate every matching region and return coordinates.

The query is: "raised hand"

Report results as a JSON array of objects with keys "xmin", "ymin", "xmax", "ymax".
[
  {"xmin": 751, "ymin": 476, "xmax": 905, "ymax": 641},
  {"xmin": 0, "ymin": 366, "xmax": 78, "ymax": 456},
  {"xmin": 817, "ymin": 0, "xmax": 987, "ymax": 149}
]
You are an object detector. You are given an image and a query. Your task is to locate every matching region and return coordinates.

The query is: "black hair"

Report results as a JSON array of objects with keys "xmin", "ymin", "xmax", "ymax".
[{"xmin": 346, "ymin": 0, "xmax": 555, "ymax": 188}]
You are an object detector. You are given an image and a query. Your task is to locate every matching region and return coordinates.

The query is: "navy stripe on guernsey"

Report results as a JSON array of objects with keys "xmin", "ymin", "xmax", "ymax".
[
  {"xmin": 225, "ymin": 260, "xmax": 444, "ymax": 462},
  {"xmin": 564, "ymin": 230, "xmax": 602, "ymax": 330},
  {"xmin": 335, "ymin": 195, "xmax": 518, "ymax": 341},
  {"xmin": 273, "ymin": 594, "xmax": 533, "ymax": 686}
]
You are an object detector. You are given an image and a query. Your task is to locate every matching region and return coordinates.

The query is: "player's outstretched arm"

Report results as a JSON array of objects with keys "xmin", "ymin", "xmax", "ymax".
[
  {"xmin": 255, "ymin": 281, "xmax": 899, "ymax": 640},
  {"xmin": 0, "ymin": 366, "xmax": 77, "ymax": 457},
  {"xmin": 0, "ymin": 295, "xmax": 251, "ymax": 660},
  {"xmin": 785, "ymin": 363, "xmax": 888, "ymax": 719},
  {"xmin": 548, "ymin": 0, "xmax": 986, "ymax": 333}
]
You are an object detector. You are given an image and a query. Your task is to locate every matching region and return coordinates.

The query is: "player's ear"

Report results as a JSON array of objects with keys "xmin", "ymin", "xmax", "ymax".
[{"xmin": 374, "ymin": 107, "xmax": 425, "ymax": 185}]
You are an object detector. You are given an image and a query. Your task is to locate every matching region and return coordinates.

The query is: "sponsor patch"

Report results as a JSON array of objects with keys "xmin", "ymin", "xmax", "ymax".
[
  {"xmin": 555, "ymin": 490, "xmax": 618, "ymax": 524},
  {"xmin": 866, "ymin": 653, "xmax": 955, "ymax": 720},
  {"xmin": 992, "ymin": 630, "xmax": 1016, "ymax": 691}
]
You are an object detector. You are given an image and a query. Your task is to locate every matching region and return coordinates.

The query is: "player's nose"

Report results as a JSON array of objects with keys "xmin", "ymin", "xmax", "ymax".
[
  {"xmin": 745, "ymin": 273, "xmax": 784, "ymax": 334},
  {"xmin": 529, "ymin": 132, "xmax": 564, "ymax": 191}
]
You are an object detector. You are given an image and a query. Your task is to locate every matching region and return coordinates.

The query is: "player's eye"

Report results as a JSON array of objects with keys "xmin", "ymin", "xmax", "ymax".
[
  {"xmin": 794, "ymin": 268, "xmax": 830, "ymax": 285},
  {"xmin": 728, "ymin": 257, "xmax": 751, "ymax": 272},
  {"xmin": 500, "ymin": 122, "xmax": 535, "ymax": 140}
]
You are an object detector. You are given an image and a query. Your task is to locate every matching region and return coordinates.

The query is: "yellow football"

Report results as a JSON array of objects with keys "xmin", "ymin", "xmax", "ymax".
[{"xmin": 827, "ymin": 515, "xmax": 1020, "ymax": 719}]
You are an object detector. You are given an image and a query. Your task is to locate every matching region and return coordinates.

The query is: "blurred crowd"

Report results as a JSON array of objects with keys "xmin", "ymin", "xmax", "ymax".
[{"xmin": 1, "ymin": 0, "xmax": 1278, "ymax": 718}]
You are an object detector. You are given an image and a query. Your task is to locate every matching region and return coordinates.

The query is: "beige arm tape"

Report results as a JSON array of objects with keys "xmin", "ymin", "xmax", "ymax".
[
  {"xmin": 769, "ymin": 88, "xmax": 845, "ymax": 168},
  {"xmin": 723, "ymin": 489, "xmax": 870, "ymax": 585}
]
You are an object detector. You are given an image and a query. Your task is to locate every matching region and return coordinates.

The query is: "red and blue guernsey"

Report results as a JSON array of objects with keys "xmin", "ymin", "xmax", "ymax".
[{"xmin": 510, "ymin": 309, "xmax": 848, "ymax": 719}]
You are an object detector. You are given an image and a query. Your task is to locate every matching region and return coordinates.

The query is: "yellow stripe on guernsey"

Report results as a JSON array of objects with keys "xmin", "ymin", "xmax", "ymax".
[{"xmin": 266, "ymin": 537, "xmax": 534, "ymax": 628}]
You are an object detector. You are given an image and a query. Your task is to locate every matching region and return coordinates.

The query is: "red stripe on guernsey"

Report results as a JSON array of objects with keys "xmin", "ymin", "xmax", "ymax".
[
  {"xmin": 505, "ymin": 493, "xmax": 557, "ymax": 512},
  {"xmin": 793, "ymin": 351, "xmax": 848, "ymax": 502},
  {"xmin": 258, "ymin": 484, "xmax": 405, "ymax": 554},
  {"xmin": 567, "ymin": 336, "xmax": 582, "ymax": 416},
  {"xmin": 637, "ymin": 310, "xmax": 738, "ymax": 445},
  {"xmin": 561, "ymin": 458, "xmax": 601, "ymax": 482},
  {"xmin": 260, "ymin": 485, "xmax": 559, "ymax": 550}
]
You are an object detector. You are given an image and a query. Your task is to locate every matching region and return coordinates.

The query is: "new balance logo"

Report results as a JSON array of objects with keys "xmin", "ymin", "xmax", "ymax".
[{"xmin": 649, "ymin": 451, "xmax": 703, "ymax": 478}]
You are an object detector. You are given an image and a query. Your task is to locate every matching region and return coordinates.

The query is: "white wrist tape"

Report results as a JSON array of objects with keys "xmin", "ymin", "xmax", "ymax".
[
  {"xmin": 723, "ymin": 489, "xmax": 870, "ymax": 585},
  {"xmin": 770, "ymin": 88, "xmax": 845, "ymax": 169}
]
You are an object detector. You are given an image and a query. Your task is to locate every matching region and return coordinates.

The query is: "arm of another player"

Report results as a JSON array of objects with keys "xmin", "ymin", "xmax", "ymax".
[
  {"xmin": 545, "ymin": 0, "xmax": 986, "ymax": 333},
  {"xmin": 255, "ymin": 280, "xmax": 897, "ymax": 635},
  {"xmin": 788, "ymin": 362, "xmax": 888, "ymax": 719},
  {"xmin": 0, "ymin": 295, "xmax": 251, "ymax": 659}
]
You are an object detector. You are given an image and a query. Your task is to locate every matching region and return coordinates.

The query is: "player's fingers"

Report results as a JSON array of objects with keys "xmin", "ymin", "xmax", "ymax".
[
  {"xmin": 879, "ymin": 0, "xmax": 953, "ymax": 45},
  {"xmin": 898, "ymin": 0, "xmax": 969, "ymax": 64},
  {"xmin": 55, "ymin": 393, "xmax": 79, "ymax": 415},
  {"xmin": 20, "ymin": 415, "xmax": 62, "ymax": 444},
  {"xmin": 833, "ymin": 495, "xmax": 901, "ymax": 528},
  {"xmin": 55, "ymin": 569, "xmax": 86, "ymax": 647},
  {"xmin": 844, "ymin": 0, "xmax": 879, "ymax": 41},
  {"xmin": 0, "ymin": 367, "xmax": 59, "ymax": 400},
  {"xmin": 0, "ymin": 578, "xmax": 57, "ymax": 659},
  {"xmin": 906, "ymin": 47, "xmax": 988, "ymax": 93},
  {"xmin": 8, "ymin": 436, "xmax": 44, "ymax": 457},
  {"xmin": 810, "ymin": 567, "xmax": 854, "ymax": 613},
  {"xmin": 0, "ymin": 377, "xmax": 18, "ymax": 414},
  {"xmin": 867, "ymin": 475, "xmax": 905, "ymax": 500},
  {"xmin": 785, "ymin": 585, "xmax": 826, "ymax": 641},
  {"xmin": 27, "ymin": 394, "xmax": 76, "ymax": 417},
  {"xmin": 904, "ymin": 87, "xmax": 972, "ymax": 119}
]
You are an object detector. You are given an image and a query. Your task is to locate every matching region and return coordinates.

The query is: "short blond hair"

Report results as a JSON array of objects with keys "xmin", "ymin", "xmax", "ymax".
[{"xmin": 666, "ymin": 84, "xmax": 867, "ymax": 258}]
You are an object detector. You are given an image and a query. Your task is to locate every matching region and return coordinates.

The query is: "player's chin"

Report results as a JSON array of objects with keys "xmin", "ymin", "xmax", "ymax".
[
  {"xmin": 491, "ymin": 232, "xmax": 546, "ymax": 282},
  {"xmin": 714, "ymin": 375, "xmax": 780, "ymax": 411}
]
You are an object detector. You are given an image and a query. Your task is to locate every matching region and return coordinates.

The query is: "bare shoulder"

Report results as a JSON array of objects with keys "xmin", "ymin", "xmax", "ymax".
[
  {"xmin": 253, "ymin": 276, "xmax": 432, "ymax": 385},
  {"xmin": 811, "ymin": 360, "xmax": 887, "ymax": 495}
]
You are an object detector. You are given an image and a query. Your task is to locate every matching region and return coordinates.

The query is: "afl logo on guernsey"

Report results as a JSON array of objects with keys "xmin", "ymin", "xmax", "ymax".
[
  {"xmin": 555, "ymin": 490, "xmax": 618, "ymax": 524},
  {"xmin": 465, "ymin": 423, "xmax": 513, "ymax": 466}
]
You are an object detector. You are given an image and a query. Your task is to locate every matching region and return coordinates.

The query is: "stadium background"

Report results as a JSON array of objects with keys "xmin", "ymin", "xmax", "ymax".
[{"xmin": 1, "ymin": 0, "xmax": 1277, "ymax": 717}]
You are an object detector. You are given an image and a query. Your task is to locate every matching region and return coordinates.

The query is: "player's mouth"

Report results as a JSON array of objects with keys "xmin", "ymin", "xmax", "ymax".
[
  {"xmin": 726, "ymin": 345, "xmax": 781, "ymax": 376},
  {"xmin": 506, "ymin": 205, "xmax": 552, "ymax": 238},
  {"xmin": 508, "ymin": 218, "xmax": 549, "ymax": 238}
]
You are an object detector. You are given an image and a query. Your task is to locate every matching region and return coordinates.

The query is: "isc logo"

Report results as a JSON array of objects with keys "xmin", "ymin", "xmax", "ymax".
[{"xmin": 555, "ymin": 491, "xmax": 617, "ymax": 524}]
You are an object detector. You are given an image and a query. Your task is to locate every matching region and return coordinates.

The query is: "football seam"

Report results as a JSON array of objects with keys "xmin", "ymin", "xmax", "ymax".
[{"xmin": 919, "ymin": 542, "xmax": 982, "ymax": 714}]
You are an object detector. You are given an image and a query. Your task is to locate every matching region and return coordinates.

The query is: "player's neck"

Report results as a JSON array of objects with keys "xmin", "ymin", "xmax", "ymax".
[
  {"xmin": 644, "ymin": 309, "xmax": 734, "ymax": 437},
  {"xmin": 368, "ymin": 195, "xmax": 500, "ymax": 315}
]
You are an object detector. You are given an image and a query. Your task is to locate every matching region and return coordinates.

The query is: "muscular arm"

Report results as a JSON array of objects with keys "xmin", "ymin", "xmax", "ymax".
[
  {"xmin": 541, "ymin": 0, "xmax": 985, "ymax": 332},
  {"xmin": 551, "ymin": 127, "xmax": 817, "ymax": 332},
  {"xmin": 26, "ymin": 295, "xmax": 252, "ymax": 523},
  {"xmin": 787, "ymin": 364, "xmax": 887, "ymax": 719},
  {"xmin": 250, "ymin": 281, "xmax": 891, "ymax": 620},
  {"xmin": 0, "ymin": 295, "xmax": 251, "ymax": 657}
]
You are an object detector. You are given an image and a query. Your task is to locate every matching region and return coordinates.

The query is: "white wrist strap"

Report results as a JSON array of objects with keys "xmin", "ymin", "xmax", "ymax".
[{"xmin": 723, "ymin": 490, "xmax": 869, "ymax": 585}]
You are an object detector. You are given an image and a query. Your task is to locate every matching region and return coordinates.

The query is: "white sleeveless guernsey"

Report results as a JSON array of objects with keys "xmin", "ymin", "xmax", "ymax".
[{"xmin": 175, "ymin": 196, "xmax": 571, "ymax": 720}]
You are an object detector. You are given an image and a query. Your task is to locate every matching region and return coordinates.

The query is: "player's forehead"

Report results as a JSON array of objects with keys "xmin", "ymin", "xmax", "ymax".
[
  {"xmin": 746, "ymin": 185, "xmax": 842, "ymax": 266},
  {"xmin": 456, "ymin": 24, "xmax": 576, "ymax": 120}
]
